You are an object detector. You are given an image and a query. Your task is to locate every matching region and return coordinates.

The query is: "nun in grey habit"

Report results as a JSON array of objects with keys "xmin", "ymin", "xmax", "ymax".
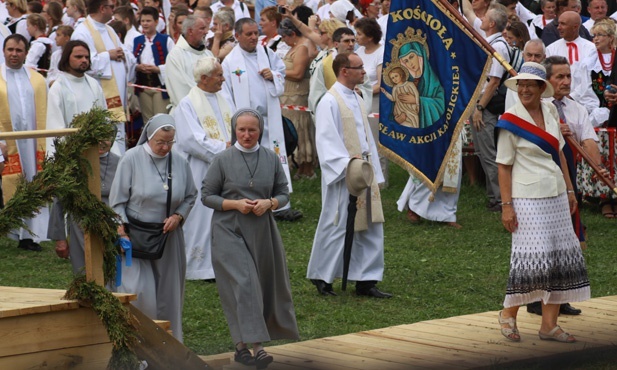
[
  {"xmin": 202, "ymin": 109, "xmax": 299, "ymax": 368},
  {"xmin": 110, "ymin": 114, "xmax": 197, "ymax": 342}
]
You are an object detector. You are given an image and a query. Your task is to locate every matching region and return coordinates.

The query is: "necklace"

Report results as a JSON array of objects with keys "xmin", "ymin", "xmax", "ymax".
[
  {"xmin": 598, "ymin": 49, "xmax": 615, "ymax": 72},
  {"xmin": 149, "ymin": 155, "xmax": 170, "ymax": 191},
  {"xmin": 100, "ymin": 157, "xmax": 109, "ymax": 189},
  {"xmin": 240, "ymin": 150, "xmax": 260, "ymax": 188}
]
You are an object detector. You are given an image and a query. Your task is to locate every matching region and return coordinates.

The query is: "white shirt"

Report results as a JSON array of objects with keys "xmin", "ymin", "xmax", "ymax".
[
  {"xmin": 25, "ymin": 37, "xmax": 52, "ymax": 70},
  {"xmin": 355, "ymin": 44, "xmax": 383, "ymax": 87},
  {"xmin": 210, "ymin": 0, "xmax": 250, "ymax": 27},
  {"xmin": 546, "ymin": 96, "xmax": 599, "ymax": 144},
  {"xmin": 125, "ymin": 26, "xmax": 142, "ymax": 52},
  {"xmin": 546, "ymin": 36, "xmax": 596, "ymax": 67}
]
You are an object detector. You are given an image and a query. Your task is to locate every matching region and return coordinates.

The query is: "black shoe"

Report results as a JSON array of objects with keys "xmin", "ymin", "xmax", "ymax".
[
  {"xmin": 487, "ymin": 202, "xmax": 502, "ymax": 212},
  {"xmin": 356, "ymin": 286, "xmax": 393, "ymax": 298},
  {"xmin": 274, "ymin": 209, "xmax": 303, "ymax": 222},
  {"xmin": 234, "ymin": 347, "xmax": 255, "ymax": 366},
  {"xmin": 254, "ymin": 349, "xmax": 273, "ymax": 369},
  {"xmin": 311, "ymin": 279, "xmax": 336, "ymax": 296},
  {"xmin": 18, "ymin": 239, "xmax": 42, "ymax": 252},
  {"xmin": 560, "ymin": 303, "xmax": 582, "ymax": 315},
  {"xmin": 526, "ymin": 301, "xmax": 542, "ymax": 316},
  {"xmin": 203, "ymin": 279, "xmax": 216, "ymax": 283}
]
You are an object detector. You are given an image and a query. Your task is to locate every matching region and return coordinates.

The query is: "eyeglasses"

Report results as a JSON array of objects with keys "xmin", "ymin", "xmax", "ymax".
[
  {"xmin": 345, "ymin": 65, "xmax": 364, "ymax": 70},
  {"xmin": 154, "ymin": 140, "xmax": 176, "ymax": 146},
  {"xmin": 593, "ymin": 33, "xmax": 609, "ymax": 38},
  {"xmin": 517, "ymin": 81, "xmax": 540, "ymax": 89}
]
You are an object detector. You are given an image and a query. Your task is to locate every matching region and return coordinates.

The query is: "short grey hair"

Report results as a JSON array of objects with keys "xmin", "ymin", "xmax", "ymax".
[
  {"xmin": 193, "ymin": 56, "xmax": 219, "ymax": 82},
  {"xmin": 524, "ymin": 38, "xmax": 546, "ymax": 54},
  {"xmin": 487, "ymin": 7, "xmax": 508, "ymax": 32},
  {"xmin": 182, "ymin": 15, "xmax": 201, "ymax": 36},
  {"xmin": 234, "ymin": 17, "xmax": 256, "ymax": 34},
  {"xmin": 214, "ymin": 9, "xmax": 235, "ymax": 29}
]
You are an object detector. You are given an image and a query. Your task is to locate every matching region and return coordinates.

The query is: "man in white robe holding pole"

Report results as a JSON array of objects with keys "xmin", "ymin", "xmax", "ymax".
[
  {"xmin": 221, "ymin": 17, "xmax": 302, "ymax": 222},
  {"xmin": 71, "ymin": 0, "xmax": 134, "ymax": 156},
  {"xmin": 0, "ymin": 34, "xmax": 48, "ymax": 252},
  {"xmin": 165, "ymin": 15, "xmax": 212, "ymax": 110},
  {"xmin": 306, "ymin": 52, "xmax": 391, "ymax": 299},
  {"xmin": 172, "ymin": 57, "xmax": 232, "ymax": 281}
]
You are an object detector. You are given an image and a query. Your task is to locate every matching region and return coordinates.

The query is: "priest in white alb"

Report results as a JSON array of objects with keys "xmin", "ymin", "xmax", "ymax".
[
  {"xmin": 71, "ymin": 0, "xmax": 135, "ymax": 155},
  {"xmin": 306, "ymin": 53, "xmax": 391, "ymax": 298},
  {"xmin": 165, "ymin": 15, "xmax": 213, "ymax": 109},
  {"xmin": 46, "ymin": 40, "xmax": 107, "ymax": 154},
  {"xmin": 0, "ymin": 34, "xmax": 49, "ymax": 252},
  {"xmin": 221, "ymin": 17, "xmax": 302, "ymax": 222},
  {"xmin": 172, "ymin": 57, "xmax": 232, "ymax": 281}
]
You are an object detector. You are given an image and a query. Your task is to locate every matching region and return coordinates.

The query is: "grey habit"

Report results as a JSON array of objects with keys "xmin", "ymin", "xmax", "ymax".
[
  {"xmin": 202, "ymin": 110, "xmax": 299, "ymax": 344},
  {"xmin": 48, "ymin": 152, "xmax": 120, "ymax": 275},
  {"xmin": 110, "ymin": 114, "xmax": 197, "ymax": 341}
]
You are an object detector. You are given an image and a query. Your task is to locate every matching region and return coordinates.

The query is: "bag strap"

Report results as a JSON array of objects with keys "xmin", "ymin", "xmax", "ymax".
[{"xmin": 166, "ymin": 152, "xmax": 172, "ymax": 217}]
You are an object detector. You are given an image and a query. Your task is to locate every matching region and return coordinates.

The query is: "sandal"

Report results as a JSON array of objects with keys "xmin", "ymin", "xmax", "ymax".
[
  {"xmin": 600, "ymin": 202, "xmax": 614, "ymax": 219},
  {"xmin": 406, "ymin": 210, "xmax": 420, "ymax": 224},
  {"xmin": 254, "ymin": 349, "xmax": 274, "ymax": 369},
  {"xmin": 234, "ymin": 347, "xmax": 255, "ymax": 366},
  {"xmin": 539, "ymin": 325, "xmax": 576, "ymax": 343},
  {"xmin": 498, "ymin": 311, "xmax": 521, "ymax": 342}
]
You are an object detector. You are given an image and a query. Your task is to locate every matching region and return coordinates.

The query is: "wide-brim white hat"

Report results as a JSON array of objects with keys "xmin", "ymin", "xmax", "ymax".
[
  {"xmin": 503, "ymin": 62, "xmax": 554, "ymax": 98},
  {"xmin": 346, "ymin": 158, "xmax": 374, "ymax": 197}
]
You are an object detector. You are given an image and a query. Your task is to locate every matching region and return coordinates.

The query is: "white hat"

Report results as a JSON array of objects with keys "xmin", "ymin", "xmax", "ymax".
[
  {"xmin": 503, "ymin": 62, "xmax": 554, "ymax": 98},
  {"xmin": 346, "ymin": 158, "xmax": 374, "ymax": 197}
]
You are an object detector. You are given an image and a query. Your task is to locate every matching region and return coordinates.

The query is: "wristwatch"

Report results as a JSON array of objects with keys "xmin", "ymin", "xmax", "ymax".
[{"xmin": 476, "ymin": 104, "xmax": 485, "ymax": 112}]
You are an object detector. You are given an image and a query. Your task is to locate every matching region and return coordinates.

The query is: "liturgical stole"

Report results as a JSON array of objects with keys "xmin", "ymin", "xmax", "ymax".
[{"xmin": 0, "ymin": 69, "xmax": 47, "ymax": 201}]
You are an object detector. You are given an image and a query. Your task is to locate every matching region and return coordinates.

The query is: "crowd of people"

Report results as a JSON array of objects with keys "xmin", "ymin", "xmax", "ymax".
[{"xmin": 0, "ymin": 0, "xmax": 611, "ymax": 366}]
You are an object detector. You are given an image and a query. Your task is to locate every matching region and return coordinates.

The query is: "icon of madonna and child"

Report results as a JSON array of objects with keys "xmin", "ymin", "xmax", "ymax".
[{"xmin": 381, "ymin": 37, "xmax": 445, "ymax": 129}]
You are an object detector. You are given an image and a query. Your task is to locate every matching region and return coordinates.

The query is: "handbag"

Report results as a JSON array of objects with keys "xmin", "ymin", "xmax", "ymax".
[{"xmin": 125, "ymin": 153, "xmax": 172, "ymax": 260}]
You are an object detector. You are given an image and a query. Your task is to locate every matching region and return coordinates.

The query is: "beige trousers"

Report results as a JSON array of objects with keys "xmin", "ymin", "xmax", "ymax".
[{"xmin": 138, "ymin": 89, "xmax": 169, "ymax": 124}]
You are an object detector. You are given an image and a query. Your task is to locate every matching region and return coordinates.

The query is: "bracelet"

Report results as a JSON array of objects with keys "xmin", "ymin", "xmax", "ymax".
[
  {"xmin": 270, "ymin": 198, "xmax": 275, "ymax": 210},
  {"xmin": 567, "ymin": 190, "xmax": 575, "ymax": 194},
  {"xmin": 501, "ymin": 201, "xmax": 513, "ymax": 206},
  {"xmin": 174, "ymin": 213, "xmax": 184, "ymax": 222}
]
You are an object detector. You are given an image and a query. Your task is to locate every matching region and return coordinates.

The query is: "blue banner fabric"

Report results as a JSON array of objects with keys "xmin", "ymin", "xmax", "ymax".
[{"xmin": 380, "ymin": 0, "xmax": 491, "ymax": 191}]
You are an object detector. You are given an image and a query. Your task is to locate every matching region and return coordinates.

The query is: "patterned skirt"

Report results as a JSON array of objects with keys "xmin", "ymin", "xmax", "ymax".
[{"xmin": 503, "ymin": 193, "xmax": 590, "ymax": 308}]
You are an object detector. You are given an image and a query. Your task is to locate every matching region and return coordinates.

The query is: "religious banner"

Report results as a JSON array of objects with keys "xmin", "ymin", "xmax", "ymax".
[{"xmin": 380, "ymin": 0, "xmax": 491, "ymax": 192}]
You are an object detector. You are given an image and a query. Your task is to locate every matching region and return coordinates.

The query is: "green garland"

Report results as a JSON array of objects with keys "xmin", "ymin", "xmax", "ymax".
[{"xmin": 0, "ymin": 108, "xmax": 140, "ymax": 369}]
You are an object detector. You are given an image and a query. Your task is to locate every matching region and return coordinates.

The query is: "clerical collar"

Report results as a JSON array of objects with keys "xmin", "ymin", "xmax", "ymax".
[
  {"xmin": 99, "ymin": 151, "xmax": 110, "ymax": 159},
  {"xmin": 143, "ymin": 141, "xmax": 169, "ymax": 158},
  {"xmin": 88, "ymin": 16, "xmax": 106, "ymax": 28},
  {"xmin": 234, "ymin": 141, "xmax": 260, "ymax": 153},
  {"xmin": 189, "ymin": 42, "xmax": 206, "ymax": 52},
  {"xmin": 334, "ymin": 81, "xmax": 355, "ymax": 96}
]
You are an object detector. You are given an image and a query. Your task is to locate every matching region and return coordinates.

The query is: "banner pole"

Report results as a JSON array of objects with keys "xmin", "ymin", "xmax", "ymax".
[{"xmin": 436, "ymin": 0, "xmax": 617, "ymax": 195}]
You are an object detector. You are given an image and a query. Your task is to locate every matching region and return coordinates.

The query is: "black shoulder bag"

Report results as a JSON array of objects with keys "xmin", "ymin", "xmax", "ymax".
[{"xmin": 125, "ymin": 153, "xmax": 172, "ymax": 260}]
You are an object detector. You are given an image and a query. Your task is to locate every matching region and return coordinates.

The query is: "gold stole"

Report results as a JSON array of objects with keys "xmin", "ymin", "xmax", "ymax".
[
  {"xmin": 186, "ymin": 86, "xmax": 232, "ymax": 140},
  {"xmin": 329, "ymin": 87, "xmax": 384, "ymax": 231},
  {"xmin": 0, "ymin": 69, "xmax": 47, "ymax": 201},
  {"xmin": 323, "ymin": 53, "xmax": 337, "ymax": 90},
  {"xmin": 84, "ymin": 19, "xmax": 126, "ymax": 122}
]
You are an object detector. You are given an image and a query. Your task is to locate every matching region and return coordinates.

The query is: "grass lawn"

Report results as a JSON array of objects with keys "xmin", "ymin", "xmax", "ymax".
[{"xmin": 1, "ymin": 161, "xmax": 616, "ymax": 369}]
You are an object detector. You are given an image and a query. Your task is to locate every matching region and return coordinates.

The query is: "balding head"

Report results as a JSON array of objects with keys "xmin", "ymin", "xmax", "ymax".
[
  {"xmin": 557, "ymin": 11, "xmax": 581, "ymax": 41},
  {"xmin": 523, "ymin": 39, "xmax": 546, "ymax": 63}
]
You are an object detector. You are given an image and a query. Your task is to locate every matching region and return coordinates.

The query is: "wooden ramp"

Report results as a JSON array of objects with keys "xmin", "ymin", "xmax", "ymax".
[{"xmin": 201, "ymin": 295, "xmax": 617, "ymax": 370}]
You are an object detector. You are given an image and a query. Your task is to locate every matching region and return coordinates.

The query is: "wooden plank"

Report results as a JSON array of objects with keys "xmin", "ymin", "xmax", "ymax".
[
  {"xmin": 198, "ymin": 296, "xmax": 617, "ymax": 370},
  {"xmin": 84, "ymin": 145, "xmax": 104, "ymax": 286},
  {"xmin": 0, "ymin": 307, "xmax": 110, "ymax": 357},
  {"xmin": 128, "ymin": 304, "xmax": 210, "ymax": 370},
  {"xmin": 0, "ymin": 128, "xmax": 79, "ymax": 140},
  {"xmin": 0, "ymin": 343, "xmax": 112, "ymax": 370}
]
